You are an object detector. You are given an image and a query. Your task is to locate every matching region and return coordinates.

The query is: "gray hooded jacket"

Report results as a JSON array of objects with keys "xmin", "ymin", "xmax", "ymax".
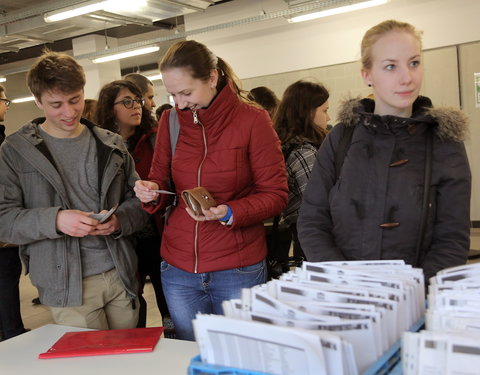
[
  {"xmin": 298, "ymin": 96, "xmax": 471, "ymax": 281},
  {"xmin": 0, "ymin": 118, "xmax": 149, "ymax": 307}
]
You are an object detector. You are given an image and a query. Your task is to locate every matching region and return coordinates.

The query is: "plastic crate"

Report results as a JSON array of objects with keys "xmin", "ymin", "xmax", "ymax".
[
  {"xmin": 188, "ymin": 317, "xmax": 425, "ymax": 375},
  {"xmin": 188, "ymin": 356, "xmax": 270, "ymax": 375}
]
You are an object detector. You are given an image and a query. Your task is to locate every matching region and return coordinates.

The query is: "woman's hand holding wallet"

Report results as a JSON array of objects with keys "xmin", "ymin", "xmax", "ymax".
[{"xmin": 182, "ymin": 187, "xmax": 229, "ymax": 222}]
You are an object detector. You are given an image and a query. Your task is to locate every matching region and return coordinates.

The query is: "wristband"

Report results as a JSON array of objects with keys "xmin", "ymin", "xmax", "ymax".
[{"xmin": 219, "ymin": 205, "xmax": 232, "ymax": 222}]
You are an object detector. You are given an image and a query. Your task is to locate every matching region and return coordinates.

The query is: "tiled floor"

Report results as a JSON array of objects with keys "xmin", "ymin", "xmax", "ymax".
[{"xmin": 16, "ymin": 228, "xmax": 480, "ymax": 332}]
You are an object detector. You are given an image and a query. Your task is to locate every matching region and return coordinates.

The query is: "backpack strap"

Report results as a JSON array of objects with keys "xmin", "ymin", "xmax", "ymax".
[
  {"xmin": 169, "ymin": 108, "xmax": 180, "ymax": 155},
  {"xmin": 334, "ymin": 125, "xmax": 355, "ymax": 181},
  {"xmin": 164, "ymin": 109, "xmax": 180, "ymax": 217}
]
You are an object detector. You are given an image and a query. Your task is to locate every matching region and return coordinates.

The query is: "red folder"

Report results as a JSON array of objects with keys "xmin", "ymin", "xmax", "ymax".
[{"xmin": 39, "ymin": 327, "xmax": 164, "ymax": 359}]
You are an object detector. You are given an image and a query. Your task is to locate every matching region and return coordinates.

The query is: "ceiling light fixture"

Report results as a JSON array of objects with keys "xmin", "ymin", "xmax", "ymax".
[
  {"xmin": 0, "ymin": 77, "xmax": 6, "ymax": 83},
  {"xmin": 12, "ymin": 96, "xmax": 35, "ymax": 104},
  {"xmin": 288, "ymin": 0, "xmax": 389, "ymax": 23},
  {"xmin": 92, "ymin": 46, "xmax": 160, "ymax": 63},
  {"xmin": 43, "ymin": 0, "xmax": 147, "ymax": 23},
  {"xmin": 44, "ymin": 1, "xmax": 109, "ymax": 23}
]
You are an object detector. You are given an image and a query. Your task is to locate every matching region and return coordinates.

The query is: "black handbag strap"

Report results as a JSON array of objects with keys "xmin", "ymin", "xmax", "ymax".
[{"xmin": 414, "ymin": 127, "xmax": 434, "ymax": 267}]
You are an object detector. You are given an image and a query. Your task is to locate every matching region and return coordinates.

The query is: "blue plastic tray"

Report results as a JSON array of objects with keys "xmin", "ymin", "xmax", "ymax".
[
  {"xmin": 188, "ymin": 356, "xmax": 270, "ymax": 375},
  {"xmin": 188, "ymin": 317, "xmax": 425, "ymax": 375}
]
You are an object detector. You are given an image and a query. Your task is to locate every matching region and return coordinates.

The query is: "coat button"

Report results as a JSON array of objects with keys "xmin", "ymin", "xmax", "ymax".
[
  {"xmin": 389, "ymin": 159, "xmax": 409, "ymax": 167},
  {"xmin": 379, "ymin": 222, "xmax": 400, "ymax": 228}
]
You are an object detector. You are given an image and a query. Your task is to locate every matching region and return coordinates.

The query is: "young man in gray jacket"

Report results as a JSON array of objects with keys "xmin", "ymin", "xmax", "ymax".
[{"xmin": 0, "ymin": 51, "xmax": 149, "ymax": 330}]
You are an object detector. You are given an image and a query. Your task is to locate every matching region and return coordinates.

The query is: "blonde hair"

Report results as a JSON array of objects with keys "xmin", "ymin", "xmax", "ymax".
[{"xmin": 361, "ymin": 20, "xmax": 423, "ymax": 70}]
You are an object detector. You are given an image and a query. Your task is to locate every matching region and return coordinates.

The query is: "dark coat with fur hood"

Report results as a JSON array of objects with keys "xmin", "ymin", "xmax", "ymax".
[{"xmin": 298, "ymin": 96, "xmax": 471, "ymax": 281}]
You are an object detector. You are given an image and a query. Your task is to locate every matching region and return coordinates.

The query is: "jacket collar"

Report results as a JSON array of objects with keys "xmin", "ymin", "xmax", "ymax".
[
  {"xmin": 16, "ymin": 117, "xmax": 126, "ymax": 153},
  {"xmin": 176, "ymin": 79, "xmax": 240, "ymax": 130},
  {"xmin": 337, "ymin": 96, "xmax": 468, "ymax": 141}
]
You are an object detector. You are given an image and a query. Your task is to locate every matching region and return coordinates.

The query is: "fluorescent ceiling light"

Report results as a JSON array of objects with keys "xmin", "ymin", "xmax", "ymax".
[
  {"xmin": 44, "ymin": 1, "xmax": 108, "ymax": 23},
  {"xmin": 145, "ymin": 74, "xmax": 163, "ymax": 81},
  {"xmin": 44, "ymin": 0, "xmax": 146, "ymax": 23},
  {"xmin": 0, "ymin": 77, "xmax": 6, "ymax": 83},
  {"xmin": 92, "ymin": 46, "xmax": 160, "ymax": 63},
  {"xmin": 288, "ymin": 0, "xmax": 389, "ymax": 23},
  {"xmin": 12, "ymin": 96, "xmax": 35, "ymax": 104}
]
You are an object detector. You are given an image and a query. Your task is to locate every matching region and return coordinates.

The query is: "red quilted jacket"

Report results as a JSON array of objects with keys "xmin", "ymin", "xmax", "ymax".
[{"xmin": 143, "ymin": 82, "xmax": 288, "ymax": 273}]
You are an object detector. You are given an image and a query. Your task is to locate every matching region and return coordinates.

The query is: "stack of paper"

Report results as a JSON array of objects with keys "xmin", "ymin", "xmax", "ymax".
[
  {"xmin": 193, "ymin": 260, "xmax": 425, "ymax": 375},
  {"xmin": 427, "ymin": 262, "xmax": 480, "ymax": 332},
  {"xmin": 402, "ymin": 263, "xmax": 480, "ymax": 375}
]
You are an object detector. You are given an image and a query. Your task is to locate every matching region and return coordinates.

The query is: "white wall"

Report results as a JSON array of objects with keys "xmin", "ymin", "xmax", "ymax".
[{"xmin": 186, "ymin": 0, "xmax": 480, "ymax": 78}]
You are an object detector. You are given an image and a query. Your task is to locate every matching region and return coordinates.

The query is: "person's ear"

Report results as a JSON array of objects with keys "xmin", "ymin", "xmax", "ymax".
[
  {"xmin": 209, "ymin": 69, "xmax": 219, "ymax": 88},
  {"xmin": 34, "ymin": 97, "xmax": 43, "ymax": 111},
  {"xmin": 361, "ymin": 68, "xmax": 372, "ymax": 88}
]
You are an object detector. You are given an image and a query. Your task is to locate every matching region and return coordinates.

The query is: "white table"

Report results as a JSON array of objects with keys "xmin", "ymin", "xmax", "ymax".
[{"xmin": 0, "ymin": 324, "xmax": 199, "ymax": 375}]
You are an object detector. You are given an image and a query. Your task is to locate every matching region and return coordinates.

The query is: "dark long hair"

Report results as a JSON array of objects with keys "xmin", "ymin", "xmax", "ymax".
[
  {"xmin": 159, "ymin": 40, "xmax": 252, "ymax": 103},
  {"xmin": 273, "ymin": 80, "xmax": 329, "ymax": 146},
  {"xmin": 95, "ymin": 80, "xmax": 156, "ymax": 150},
  {"xmin": 247, "ymin": 86, "xmax": 279, "ymax": 118}
]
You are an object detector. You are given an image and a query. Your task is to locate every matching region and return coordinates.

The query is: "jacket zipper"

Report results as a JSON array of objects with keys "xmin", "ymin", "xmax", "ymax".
[{"xmin": 192, "ymin": 109, "xmax": 208, "ymax": 273}]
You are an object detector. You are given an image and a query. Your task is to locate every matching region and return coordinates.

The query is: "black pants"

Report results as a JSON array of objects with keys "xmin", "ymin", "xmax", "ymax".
[
  {"xmin": 0, "ymin": 247, "xmax": 26, "ymax": 340},
  {"xmin": 135, "ymin": 236, "xmax": 170, "ymax": 328}
]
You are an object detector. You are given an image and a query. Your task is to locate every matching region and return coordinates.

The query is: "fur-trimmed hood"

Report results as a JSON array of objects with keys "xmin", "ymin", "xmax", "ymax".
[{"xmin": 337, "ymin": 96, "xmax": 468, "ymax": 142}]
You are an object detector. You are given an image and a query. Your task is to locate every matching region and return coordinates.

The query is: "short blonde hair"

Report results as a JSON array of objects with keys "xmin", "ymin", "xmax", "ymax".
[{"xmin": 361, "ymin": 20, "xmax": 423, "ymax": 70}]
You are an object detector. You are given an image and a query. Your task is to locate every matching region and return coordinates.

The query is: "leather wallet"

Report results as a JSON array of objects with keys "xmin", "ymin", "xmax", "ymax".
[{"xmin": 181, "ymin": 187, "xmax": 217, "ymax": 216}]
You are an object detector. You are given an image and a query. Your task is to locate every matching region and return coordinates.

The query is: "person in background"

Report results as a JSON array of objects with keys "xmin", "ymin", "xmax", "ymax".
[
  {"xmin": 0, "ymin": 84, "xmax": 28, "ymax": 341},
  {"xmin": 155, "ymin": 103, "xmax": 173, "ymax": 122},
  {"xmin": 273, "ymin": 80, "xmax": 330, "ymax": 260},
  {"xmin": 247, "ymin": 86, "xmax": 279, "ymax": 119},
  {"xmin": 82, "ymin": 99, "xmax": 97, "ymax": 122},
  {"xmin": 95, "ymin": 80, "xmax": 172, "ymax": 333},
  {"xmin": 134, "ymin": 40, "xmax": 288, "ymax": 340},
  {"xmin": 124, "ymin": 73, "xmax": 156, "ymax": 113},
  {"xmin": 298, "ymin": 20, "xmax": 471, "ymax": 282},
  {"xmin": 0, "ymin": 51, "xmax": 148, "ymax": 330}
]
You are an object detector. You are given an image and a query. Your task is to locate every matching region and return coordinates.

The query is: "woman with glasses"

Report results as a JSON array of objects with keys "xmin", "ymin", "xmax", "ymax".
[{"xmin": 96, "ymin": 80, "xmax": 172, "ymax": 332}]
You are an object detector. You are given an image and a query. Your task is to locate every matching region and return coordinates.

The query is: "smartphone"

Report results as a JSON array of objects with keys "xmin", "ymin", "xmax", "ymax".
[{"xmin": 89, "ymin": 203, "xmax": 119, "ymax": 224}]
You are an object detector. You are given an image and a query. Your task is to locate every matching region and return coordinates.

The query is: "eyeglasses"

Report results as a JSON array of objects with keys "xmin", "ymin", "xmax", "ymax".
[
  {"xmin": 113, "ymin": 98, "xmax": 144, "ymax": 109},
  {"xmin": 0, "ymin": 98, "xmax": 11, "ymax": 107}
]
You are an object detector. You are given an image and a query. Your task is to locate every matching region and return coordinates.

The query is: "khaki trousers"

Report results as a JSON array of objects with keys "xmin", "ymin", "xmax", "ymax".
[{"xmin": 49, "ymin": 268, "xmax": 138, "ymax": 330}]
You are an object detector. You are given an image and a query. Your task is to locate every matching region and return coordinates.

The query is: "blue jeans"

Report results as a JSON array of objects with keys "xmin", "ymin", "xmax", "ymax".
[{"xmin": 161, "ymin": 259, "xmax": 266, "ymax": 341}]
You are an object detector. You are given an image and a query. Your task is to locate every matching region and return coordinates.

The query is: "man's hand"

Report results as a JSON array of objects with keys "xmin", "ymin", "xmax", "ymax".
[
  {"xmin": 90, "ymin": 213, "xmax": 120, "ymax": 236},
  {"xmin": 56, "ymin": 210, "xmax": 98, "ymax": 237}
]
